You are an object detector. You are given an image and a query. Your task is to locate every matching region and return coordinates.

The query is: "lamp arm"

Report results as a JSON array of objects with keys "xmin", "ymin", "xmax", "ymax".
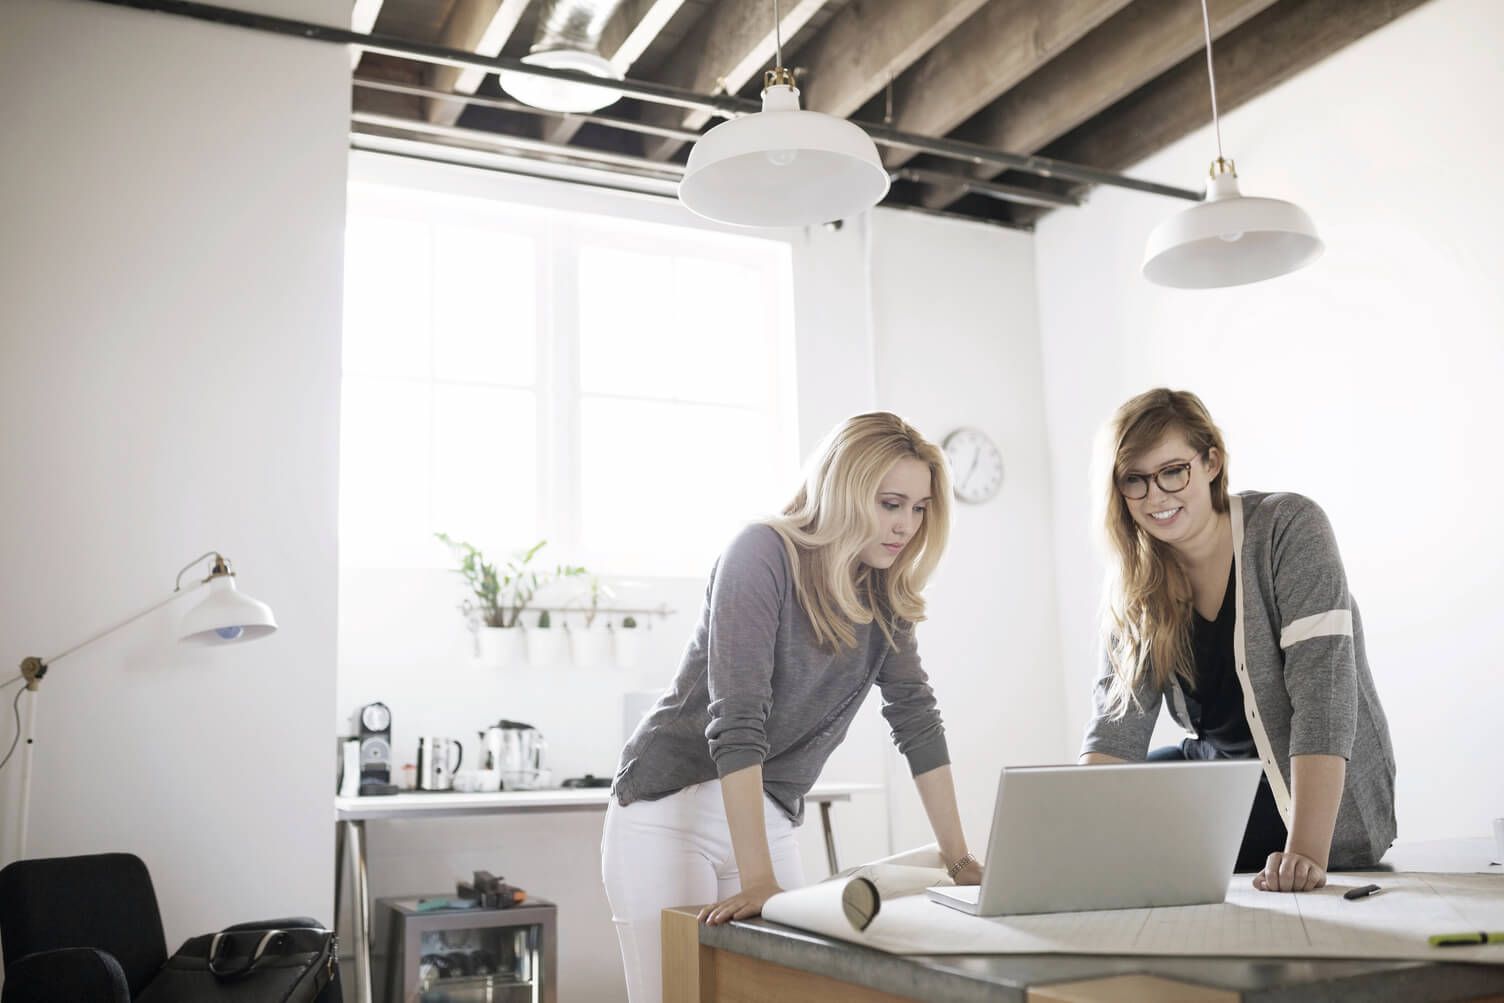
[{"xmin": 18, "ymin": 584, "xmax": 204, "ymax": 690}]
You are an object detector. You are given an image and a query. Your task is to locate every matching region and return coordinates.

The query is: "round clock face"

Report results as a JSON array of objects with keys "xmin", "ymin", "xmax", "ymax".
[
  {"xmin": 942, "ymin": 427, "xmax": 1004, "ymax": 503},
  {"xmin": 361, "ymin": 702, "xmax": 391, "ymax": 733}
]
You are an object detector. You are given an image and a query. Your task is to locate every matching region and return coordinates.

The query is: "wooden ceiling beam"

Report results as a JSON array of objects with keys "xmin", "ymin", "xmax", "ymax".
[
  {"xmin": 919, "ymin": 0, "xmax": 1278, "ymax": 211},
  {"xmin": 349, "ymin": 0, "xmax": 384, "ymax": 68},
  {"xmin": 638, "ymin": 0, "xmax": 830, "ymax": 162},
  {"xmin": 878, "ymin": 0, "xmax": 1135, "ymax": 172},
  {"xmin": 1011, "ymin": 0, "xmax": 1436, "ymax": 225},
  {"xmin": 541, "ymin": 0, "xmax": 691, "ymax": 147},
  {"xmin": 424, "ymin": 0, "xmax": 534, "ymax": 127},
  {"xmin": 794, "ymin": 0, "xmax": 993, "ymax": 120}
]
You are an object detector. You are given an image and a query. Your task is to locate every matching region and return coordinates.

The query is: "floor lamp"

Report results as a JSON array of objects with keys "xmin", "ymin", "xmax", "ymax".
[{"xmin": 1, "ymin": 551, "xmax": 277, "ymax": 859}]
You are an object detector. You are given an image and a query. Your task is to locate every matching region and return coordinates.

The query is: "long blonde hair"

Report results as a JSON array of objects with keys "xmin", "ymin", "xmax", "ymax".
[
  {"xmin": 767, "ymin": 412, "xmax": 951, "ymax": 651},
  {"xmin": 1099, "ymin": 389, "xmax": 1229, "ymax": 717}
]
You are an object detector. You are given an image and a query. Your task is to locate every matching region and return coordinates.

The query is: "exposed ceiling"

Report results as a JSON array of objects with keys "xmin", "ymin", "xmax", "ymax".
[{"xmin": 349, "ymin": 0, "xmax": 1432, "ymax": 229}]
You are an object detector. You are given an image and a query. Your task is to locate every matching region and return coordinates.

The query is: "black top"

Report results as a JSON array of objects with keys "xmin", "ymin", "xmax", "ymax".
[{"xmin": 1184, "ymin": 562, "xmax": 1257, "ymax": 759}]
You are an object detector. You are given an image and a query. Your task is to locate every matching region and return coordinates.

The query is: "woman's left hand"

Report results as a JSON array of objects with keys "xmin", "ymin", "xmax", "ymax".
[
  {"xmin": 952, "ymin": 857, "xmax": 983, "ymax": 886},
  {"xmin": 1253, "ymin": 851, "xmax": 1326, "ymax": 892},
  {"xmin": 698, "ymin": 878, "xmax": 784, "ymax": 926}
]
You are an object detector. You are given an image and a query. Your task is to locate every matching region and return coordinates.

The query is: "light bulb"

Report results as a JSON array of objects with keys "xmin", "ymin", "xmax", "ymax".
[
  {"xmin": 1218, "ymin": 231, "xmax": 1244, "ymax": 242},
  {"xmin": 765, "ymin": 149, "xmax": 798, "ymax": 167},
  {"xmin": 215, "ymin": 625, "xmax": 245, "ymax": 640}
]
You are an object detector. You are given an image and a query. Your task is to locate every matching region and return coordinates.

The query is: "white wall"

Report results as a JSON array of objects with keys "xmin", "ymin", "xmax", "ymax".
[
  {"xmin": 866, "ymin": 211, "xmax": 1071, "ymax": 854},
  {"xmin": 0, "ymin": 0, "xmax": 348, "ymax": 949},
  {"xmin": 1035, "ymin": 0, "xmax": 1504, "ymax": 843}
]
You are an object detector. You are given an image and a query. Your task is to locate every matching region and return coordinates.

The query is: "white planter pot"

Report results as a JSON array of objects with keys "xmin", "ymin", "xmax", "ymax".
[
  {"xmin": 571, "ymin": 625, "xmax": 612, "ymax": 668},
  {"xmin": 613, "ymin": 628, "xmax": 642, "ymax": 669},
  {"xmin": 526, "ymin": 627, "xmax": 565, "ymax": 668},
  {"xmin": 478, "ymin": 626, "xmax": 523, "ymax": 667}
]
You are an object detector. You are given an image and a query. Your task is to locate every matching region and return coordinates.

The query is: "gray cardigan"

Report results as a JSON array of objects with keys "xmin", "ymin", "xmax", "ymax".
[
  {"xmin": 613, "ymin": 524, "xmax": 950, "ymax": 825},
  {"xmin": 1082, "ymin": 492, "xmax": 1397, "ymax": 868}
]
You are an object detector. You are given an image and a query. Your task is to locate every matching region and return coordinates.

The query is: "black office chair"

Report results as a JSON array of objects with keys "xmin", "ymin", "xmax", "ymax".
[{"xmin": 0, "ymin": 853, "xmax": 342, "ymax": 1003}]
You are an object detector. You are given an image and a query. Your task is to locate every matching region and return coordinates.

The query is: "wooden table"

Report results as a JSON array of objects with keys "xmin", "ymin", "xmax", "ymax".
[
  {"xmin": 334, "ymin": 782, "xmax": 880, "ymax": 1003},
  {"xmin": 662, "ymin": 839, "xmax": 1504, "ymax": 1002}
]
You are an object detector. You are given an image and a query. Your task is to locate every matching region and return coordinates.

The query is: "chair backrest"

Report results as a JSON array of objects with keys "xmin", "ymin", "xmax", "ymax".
[{"xmin": 0, "ymin": 852, "xmax": 168, "ymax": 997}]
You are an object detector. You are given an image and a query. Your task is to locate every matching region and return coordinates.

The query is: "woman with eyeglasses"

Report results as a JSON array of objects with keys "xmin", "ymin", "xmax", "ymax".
[
  {"xmin": 601, "ymin": 411, "xmax": 981, "ymax": 1003},
  {"xmin": 1079, "ymin": 388, "xmax": 1396, "ymax": 893}
]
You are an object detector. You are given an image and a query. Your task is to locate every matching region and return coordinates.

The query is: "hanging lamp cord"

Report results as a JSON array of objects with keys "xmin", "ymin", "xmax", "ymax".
[
  {"xmin": 773, "ymin": 0, "xmax": 783, "ymax": 70},
  {"xmin": 1199, "ymin": 0, "xmax": 1229, "ymax": 173}
]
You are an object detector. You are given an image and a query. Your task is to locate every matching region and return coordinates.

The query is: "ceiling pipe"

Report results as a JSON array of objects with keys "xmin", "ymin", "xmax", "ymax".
[
  {"xmin": 350, "ymin": 127, "xmax": 1037, "ymax": 233},
  {"xmin": 90, "ymin": 0, "xmax": 1202, "ymax": 203},
  {"xmin": 353, "ymin": 77, "xmax": 703, "ymax": 144},
  {"xmin": 893, "ymin": 168, "xmax": 1083, "ymax": 210}
]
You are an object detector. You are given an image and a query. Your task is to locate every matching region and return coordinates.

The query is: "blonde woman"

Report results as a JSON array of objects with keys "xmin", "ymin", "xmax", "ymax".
[
  {"xmin": 601, "ymin": 412, "xmax": 981, "ymax": 1003},
  {"xmin": 1080, "ymin": 388, "xmax": 1396, "ymax": 894}
]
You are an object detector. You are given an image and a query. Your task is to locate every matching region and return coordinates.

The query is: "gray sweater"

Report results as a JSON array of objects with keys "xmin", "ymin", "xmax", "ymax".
[
  {"xmin": 1082, "ymin": 492, "xmax": 1398, "ymax": 868},
  {"xmin": 613, "ymin": 524, "xmax": 950, "ymax": 825}
]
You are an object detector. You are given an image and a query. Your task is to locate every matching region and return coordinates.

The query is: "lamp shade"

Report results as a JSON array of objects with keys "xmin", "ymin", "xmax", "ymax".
[
  {"xmin": 1143, "ymin": 171, "xmax": 1322, "ymax": 289},
  {"xmin": 679, "ymin": 84, "xmax": 890, "ymax": 228},
  {"xmin": 179, "ymin": 575, "xmax": 278, "ymax": 645},
  {"xmin": 498, "ymin": 49, "xmax": 624, "ymax": 113}
]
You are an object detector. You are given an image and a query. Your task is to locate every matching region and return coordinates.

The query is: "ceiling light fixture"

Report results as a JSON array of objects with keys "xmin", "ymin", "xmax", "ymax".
[
  {"xmin": 498, "ymin": 0, "xmax": 627, "ymax": 113},
  {"xmin": 1142, "ymin": 0, "xmax": 1323, "ymax": 288},
  {"xmin": 678, "ymin": 0, "xmax": 889, "ymax": 227}
]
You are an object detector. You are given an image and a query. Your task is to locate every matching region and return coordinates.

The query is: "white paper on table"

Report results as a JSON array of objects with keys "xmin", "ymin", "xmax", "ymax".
[{"xmin": 762, "ymin": 853, "xmax": 1504, "ymax": 964}]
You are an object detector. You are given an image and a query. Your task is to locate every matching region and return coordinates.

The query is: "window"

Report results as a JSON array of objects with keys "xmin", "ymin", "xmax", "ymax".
[{"xmin": 340, "ymin": 183, "xmax": 799, "ymax": 578}]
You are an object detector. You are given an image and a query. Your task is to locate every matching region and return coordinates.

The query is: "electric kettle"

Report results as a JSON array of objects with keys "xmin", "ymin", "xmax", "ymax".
[
  {"xmin": 416, "ymin": 736, "xmax": 464, "ymax": 791},
  {"xmin": 479, "ymin": 720, "xmax": 549, "ymax": 790}
]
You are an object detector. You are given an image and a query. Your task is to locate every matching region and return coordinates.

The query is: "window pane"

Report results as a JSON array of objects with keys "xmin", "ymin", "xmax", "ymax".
[
  {"xmin": 343, "ymin": 215, "xmax": 431, "ymax": 379},
  {"xmin": 578, "ymin": 247, "xmax": 673, "ymax": 399},
  {"xmin": 579, "ymin": 399, "xmax": 784, "ymax": 575},
  {"xmin": 432, "ymin": 383, "xmax": 538, "ymax": 556},
  {"xmin": 432, "ymin": 226, "xmax": 537, "ymax": 386},
  {"xmin": 339, "ymin": 376, "xmax": 431, "ymax": 567},
  {"xmin": 578, "ymin": 248, "xmax": 776, "ymax": 408},
  {"xmin": 671, "ymin": 256, "xmax": 773, "ymax": 403}
]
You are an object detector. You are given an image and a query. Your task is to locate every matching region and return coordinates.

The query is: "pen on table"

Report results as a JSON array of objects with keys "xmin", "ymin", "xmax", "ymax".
[
  {"xmin": 1342, "ymin": 883, "xmax": 1382, "ymax": 900},
  {"xmin": 1429, "ymin": 931, "xmax": 1504, "ymax": 947}
]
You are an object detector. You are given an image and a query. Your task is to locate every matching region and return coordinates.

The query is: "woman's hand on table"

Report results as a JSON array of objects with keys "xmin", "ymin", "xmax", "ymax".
[
  {"xmin": 698, "ymin": 878, "xmax": 784, "ymax": 925},
  {"xmin": 1253, "ymin": 850, "xmax": 1327, "ymax": 892},
  {"xmin": 952, "ymin": 857, "xmax": 984, "ymax": 886}
]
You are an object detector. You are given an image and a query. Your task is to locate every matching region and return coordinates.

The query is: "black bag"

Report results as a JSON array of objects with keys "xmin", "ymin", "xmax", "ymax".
[{"xmin": 135, "ymin": 920, "xmax": 339, "ymax": 1003}]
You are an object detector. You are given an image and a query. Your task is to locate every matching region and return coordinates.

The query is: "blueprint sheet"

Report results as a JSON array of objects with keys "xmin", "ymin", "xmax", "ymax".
[{"xmin": 762, "ymin": 870, "xmax": 1504, "ymax": 963}]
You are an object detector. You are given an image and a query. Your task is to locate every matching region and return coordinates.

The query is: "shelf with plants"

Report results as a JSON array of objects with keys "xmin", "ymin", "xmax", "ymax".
[{"xmin": 435, "ymin": 534, "xmax": 672, "ymax": 669}]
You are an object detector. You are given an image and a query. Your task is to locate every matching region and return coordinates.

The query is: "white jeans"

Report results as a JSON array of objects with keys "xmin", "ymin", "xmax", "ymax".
[{"xmin": 600, "ymin": 781, "xmax": 806, "ymax": 1003}]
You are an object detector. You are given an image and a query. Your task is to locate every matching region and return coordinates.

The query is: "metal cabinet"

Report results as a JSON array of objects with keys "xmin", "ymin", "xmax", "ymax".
[{"xmin": 378, "ymin": 897, "xmax": 556, "ymax": 1003}]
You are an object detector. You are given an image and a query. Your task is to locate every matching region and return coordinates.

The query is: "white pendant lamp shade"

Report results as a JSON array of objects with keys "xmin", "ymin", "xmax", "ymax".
[
  {"xmin": 179, "ymin": 574, "xmax": 278, "ymax": 645},
  {"xmin": 679, "ymin": 82, "xmax": 890, "ymax": 228},
  {"xmin": 498, "ymin": 49, "xmax": 624, "ymax": 113},
  {"xmin": 1143, "ymin": 169, "xmax": 1323, "ymax": 288}
]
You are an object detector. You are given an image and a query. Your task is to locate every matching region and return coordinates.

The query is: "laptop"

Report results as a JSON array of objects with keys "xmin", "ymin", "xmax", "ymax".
[{"xmin": 927, "ymin": 760, "xmax": 1262, "ymax": 916}]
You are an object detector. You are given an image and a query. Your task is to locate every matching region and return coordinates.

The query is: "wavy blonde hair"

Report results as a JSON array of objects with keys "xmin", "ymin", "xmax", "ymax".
[
  {"xmin": 767, "ymin": 412, "xmax": 951, "ymax": 651},
  {"xmin": 1099, "ymin": 388, "xmax": 1229, "ymax": 717}
]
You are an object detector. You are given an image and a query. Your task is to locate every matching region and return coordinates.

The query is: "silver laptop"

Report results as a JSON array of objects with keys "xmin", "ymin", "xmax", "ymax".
[{"xmin": 927, "ymin": 760, "xmax": 1262, "ymax": 916}]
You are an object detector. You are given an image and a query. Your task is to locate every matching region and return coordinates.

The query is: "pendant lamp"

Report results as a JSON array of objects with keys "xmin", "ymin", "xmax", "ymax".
[
  {"xmin": 1142, "ymin": 0, "xmax": 1322, "ymax": 288},
  {"xmin": 678, "ymin": 2, "xmax": 889, "ymax": 227}
]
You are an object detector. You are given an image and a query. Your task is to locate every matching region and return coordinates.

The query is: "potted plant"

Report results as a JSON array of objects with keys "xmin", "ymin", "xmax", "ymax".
[
  {"xmin": 526, "ymin": 608, "xmax": 565, "ymax": 668},
  {"xmin": 613, "ymin": 614, "xmax": 642, "ymax": 669},
  {"xmin": 435, "ymin": 534, "xmax": 576, "ymax": 667},
  {"xmin": 568, "ymin": 574, "xmax": 615, "ymax": 668}
]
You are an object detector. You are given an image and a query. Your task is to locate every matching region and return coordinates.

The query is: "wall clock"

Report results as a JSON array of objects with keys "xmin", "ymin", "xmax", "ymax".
[{"xmin": 942, "ymin": 427, "xmax": 1004, "ymax": 504}]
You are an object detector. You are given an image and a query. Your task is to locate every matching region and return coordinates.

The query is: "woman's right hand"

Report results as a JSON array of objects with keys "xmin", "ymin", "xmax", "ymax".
[{"xmin": 697, "ymin": 878, "xmax": 785, "ymax": 926}]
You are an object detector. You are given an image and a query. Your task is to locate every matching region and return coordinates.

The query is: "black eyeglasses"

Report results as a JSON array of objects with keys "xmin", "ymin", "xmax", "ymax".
[{"xmin": 1118, "ymin": 453, "xmax": 1202, "ymax": 500}]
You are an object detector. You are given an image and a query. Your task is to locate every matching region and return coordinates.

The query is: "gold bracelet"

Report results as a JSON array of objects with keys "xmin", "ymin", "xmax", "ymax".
[{"xmin": 946, "ymin": 851, "xmax": 976, "ymax": 879}]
